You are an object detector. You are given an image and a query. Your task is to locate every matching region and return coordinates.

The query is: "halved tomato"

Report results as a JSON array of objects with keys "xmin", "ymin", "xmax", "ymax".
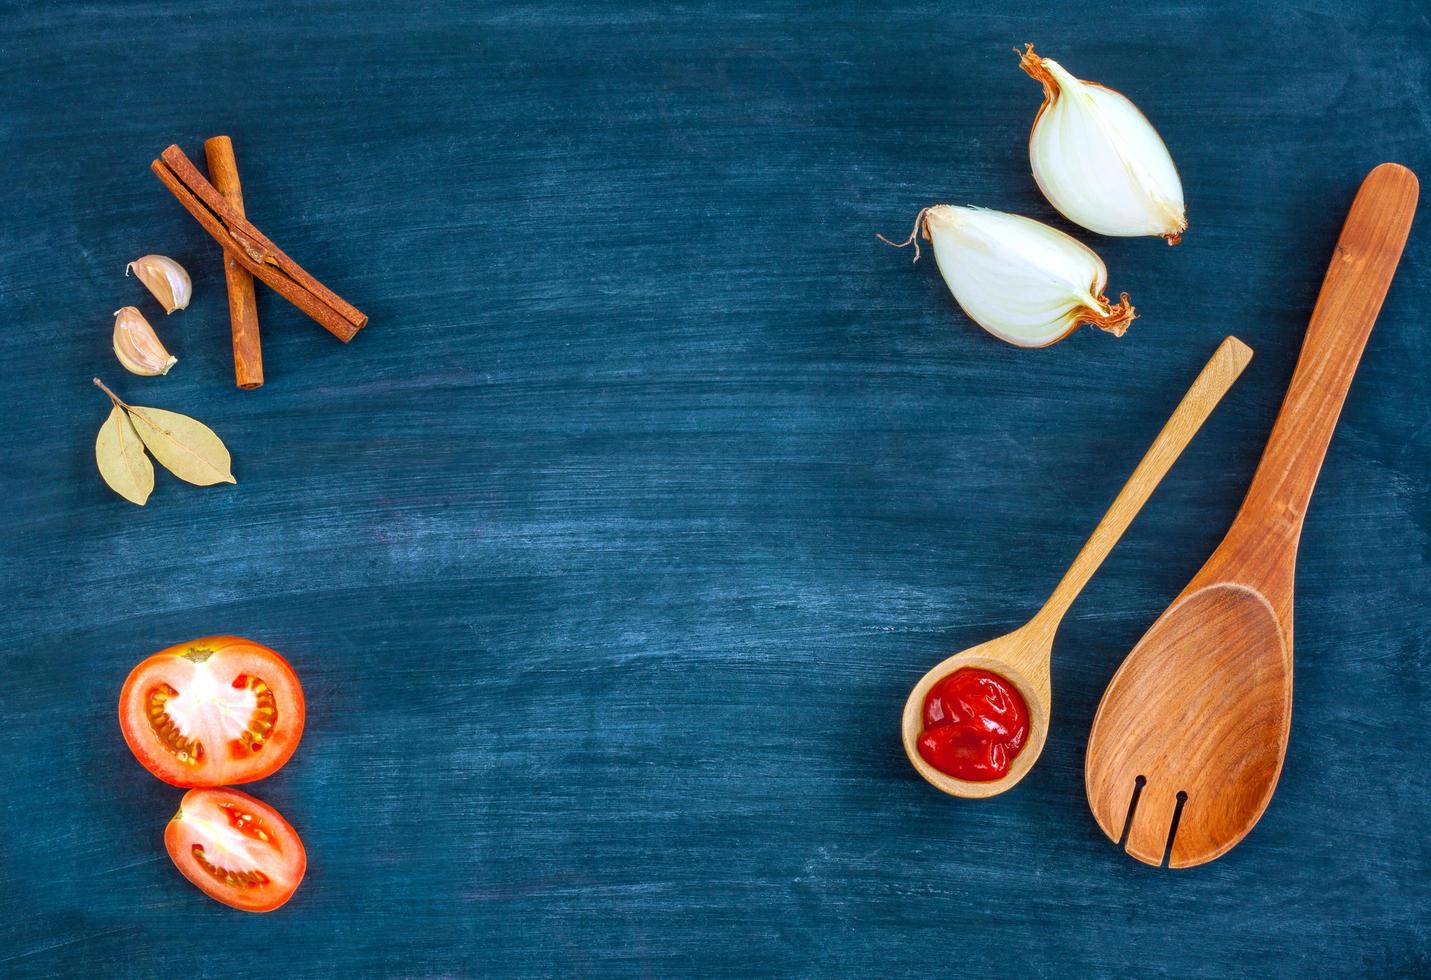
[
  {"xmin": 119, "ymin": 636, "xmax": 304, "ymax": 786},
  {"xmin": 166, "ymin": 787, "xmax": 306, "ymax": 912}
]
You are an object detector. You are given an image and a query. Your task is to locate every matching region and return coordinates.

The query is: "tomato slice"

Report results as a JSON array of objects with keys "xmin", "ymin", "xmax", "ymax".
[
  {"xmin": 165, "ymin": 787, "xmax": 306, "ymax": 912},
  {"xmin": 119, "ymin": 636, "xmax": 304, "ymax": 787}
]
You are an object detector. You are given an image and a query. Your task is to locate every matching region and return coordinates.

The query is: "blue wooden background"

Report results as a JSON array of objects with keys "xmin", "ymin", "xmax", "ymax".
[{"xmin": 2, "ymin": 1, "xmax": 1427, "ymax": 976}]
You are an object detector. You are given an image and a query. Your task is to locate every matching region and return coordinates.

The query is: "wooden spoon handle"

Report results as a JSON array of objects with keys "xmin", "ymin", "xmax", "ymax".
[
  {"xmin": 1034, "ymin": 336, "xmax": 1254, "ymax": 629},
  {"xmin": 1218, "ymin": 165, "xmax": 1418, "ymax": 581}
]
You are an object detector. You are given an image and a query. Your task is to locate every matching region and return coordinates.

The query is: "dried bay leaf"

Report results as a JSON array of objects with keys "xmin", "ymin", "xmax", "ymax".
[
  {"xmin": 95, "ymin": 405, "xmax": 154, "ymax": 505},
  {"xmin": 127, "ymin": 406, "xmax": 236, "ymax": 486}
]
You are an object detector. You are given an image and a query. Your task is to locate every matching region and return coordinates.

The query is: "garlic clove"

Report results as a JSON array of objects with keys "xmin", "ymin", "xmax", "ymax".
[
  {"xmin": 113, "ymin": 306, "xmax": 178, "ymax": 376},
  {"xmin": 882, "ymin": 205, "xmax": 1135, "ymax": 348},
  {"xmin": 126, "ymin": 254, "xmax": 192, "ymax": 313},
  {"xmin": 1019, "ymin": 44, "xmax": 1186, "ymax": 243}
]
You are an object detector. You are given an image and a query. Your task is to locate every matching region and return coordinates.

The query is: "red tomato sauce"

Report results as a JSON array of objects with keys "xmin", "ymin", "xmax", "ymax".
[{"xmin": 917, "ymin": 668, "xmax": 1029, "ymax": 781}]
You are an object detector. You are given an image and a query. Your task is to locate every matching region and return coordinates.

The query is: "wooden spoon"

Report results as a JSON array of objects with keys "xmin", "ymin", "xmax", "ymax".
[
  {"xmin": 1085, "ymin": 163, "xmax": 1418, "ymax": 867},
  {"xmin": 902, "ymin": 336, "xmax": 1253, "ymax": 799}
]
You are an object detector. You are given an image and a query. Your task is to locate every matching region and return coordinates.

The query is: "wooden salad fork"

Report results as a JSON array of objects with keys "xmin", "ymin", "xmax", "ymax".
[{"xmin": 1084, "ymin": 163, "xmax": 1418, "ymax": 868}]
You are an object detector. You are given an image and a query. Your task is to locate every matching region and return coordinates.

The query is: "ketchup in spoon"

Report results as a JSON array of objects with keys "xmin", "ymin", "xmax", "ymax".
[{"xmin": 917, "ymin": 668, "xmax": 1029, "ymax": 781}]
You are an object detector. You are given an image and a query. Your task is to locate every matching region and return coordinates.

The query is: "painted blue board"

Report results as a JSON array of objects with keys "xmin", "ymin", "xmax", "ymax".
[{"xmin": 1, "ymin": 1, "xmax": 1427, "ymax": 976}]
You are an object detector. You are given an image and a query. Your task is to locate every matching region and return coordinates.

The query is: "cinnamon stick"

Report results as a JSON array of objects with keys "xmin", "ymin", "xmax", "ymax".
[
  {"xmin": 151, "ymin": 144, "xmax": 367, "ymax": 342},
  {"xmin": 203, "ymin": 136, "xmax": 264, "ymax": 388}
]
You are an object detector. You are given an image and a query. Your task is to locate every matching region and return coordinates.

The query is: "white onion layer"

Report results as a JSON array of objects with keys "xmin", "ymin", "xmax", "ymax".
[
  {"xmin": 891, "ymin": 204, "xmax": 1135, "ymax": 348},
  {"xmin": 1022, "ymin": 46, "xmax": 1186, "ymax": 241}
]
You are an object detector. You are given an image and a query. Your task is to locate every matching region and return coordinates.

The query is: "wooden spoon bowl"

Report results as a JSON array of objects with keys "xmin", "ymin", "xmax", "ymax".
[
  {"xmin": 1086, "ymin": 584, "xmax": 1289, "ymax": 864},
  {"xmin": 902, "ymin": 624, "xmax": 1053, "ymax": 799}
]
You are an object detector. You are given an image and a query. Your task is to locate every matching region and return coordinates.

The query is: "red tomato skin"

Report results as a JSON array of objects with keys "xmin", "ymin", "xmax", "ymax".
[
  {"xmin": 165, "ymin": 787, "xmax": 307, "ymax": 913},
  {"xmin": 118, "ymin": 636, "xmax": 305, "ymax": 787}
]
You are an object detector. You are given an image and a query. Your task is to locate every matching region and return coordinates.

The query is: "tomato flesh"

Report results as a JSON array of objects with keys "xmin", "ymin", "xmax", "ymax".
[
  {"xmin": 119, "ymin": 636, "xmax": 304, "ymax": 786},
  {"xmin": 166, "ymin": 787, "xmax": 306, "ymax": 912}
]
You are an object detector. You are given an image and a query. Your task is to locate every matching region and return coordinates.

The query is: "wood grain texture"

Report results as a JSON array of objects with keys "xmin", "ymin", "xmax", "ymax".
[
  {"xmin": 203, "ymin": 136, "xmax": 264, "ymax": 390},
  {"xmin": 903, "ymin": 336, "xmax": 1251, "ymax": 799},
  {"xmin": 1215, "ymin": 164, "xmax": 1421, "ymax": 633},
  {"xmin": 0, "ymin": 1, "xmax": 1428, "ymax": 976},
  {"xmin": 1087, "ymin": 165, "xmax": 1418, "ymax": 869}
]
